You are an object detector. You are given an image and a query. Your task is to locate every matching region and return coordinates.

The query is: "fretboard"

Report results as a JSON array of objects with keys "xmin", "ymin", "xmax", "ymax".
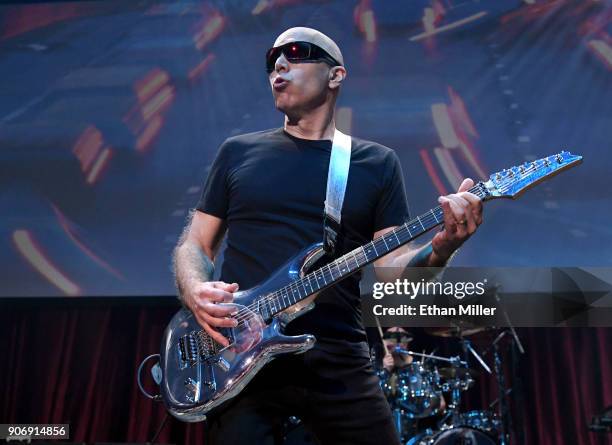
[{"xmin": 255, "ymin": 182, "xmax": 490, "ymax": 320}]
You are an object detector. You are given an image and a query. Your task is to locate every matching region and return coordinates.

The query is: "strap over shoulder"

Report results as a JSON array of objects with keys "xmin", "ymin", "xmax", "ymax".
[{"xmin": 323, "ymin": 129, "xmax": 352, "ymax": 256}]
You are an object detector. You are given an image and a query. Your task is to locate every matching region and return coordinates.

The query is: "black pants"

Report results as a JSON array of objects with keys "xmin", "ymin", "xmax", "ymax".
[{"xmin": 205, "ymin": 345, "xmax": 401, "ymax": 445}]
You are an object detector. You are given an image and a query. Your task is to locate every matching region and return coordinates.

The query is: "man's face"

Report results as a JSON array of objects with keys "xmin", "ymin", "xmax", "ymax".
[
  {"xmin": 269, "ymin": 52, "xmax": 332, "ymax": 115},
  {"xmin": 268, "ymin": 40, "xmax": 334, "ymax": 116}
]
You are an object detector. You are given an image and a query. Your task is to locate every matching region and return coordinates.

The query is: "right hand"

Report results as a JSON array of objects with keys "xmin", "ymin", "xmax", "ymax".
[
  {"xmin": 184, "ymin": 281, "xmax": 240, "ymax": 347},
  {"xmin": 383, "ymin": 352, "xmax": 394, "ymax": 372}
]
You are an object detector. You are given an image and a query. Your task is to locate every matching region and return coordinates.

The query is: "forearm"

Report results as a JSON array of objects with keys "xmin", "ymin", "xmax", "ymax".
[
  {"xmin": 396, "ymin": 242, "xmax": 454, "ymax": 268},
  {"xmin": 377, "ymin": 242, "xmax": 456, "ymax": 283},
  {"xmin": 172, "ymin": 241, "xmax": 215, "ymax": 305},
  {"xmin": 395, "ymin": 242, "xmax": 451, "ymax": 269}
]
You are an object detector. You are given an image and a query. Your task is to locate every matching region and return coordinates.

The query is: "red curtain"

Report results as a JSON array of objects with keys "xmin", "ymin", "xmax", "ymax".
[{"xmin": 1, "ymin": 300, "xmax": 610, "ymax": 445}]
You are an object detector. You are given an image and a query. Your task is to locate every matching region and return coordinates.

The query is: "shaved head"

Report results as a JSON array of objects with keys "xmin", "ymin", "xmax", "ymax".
[
  {"xmin": 273, "ymin": 27, "xmax": 344, "ymax": 66},
  {"xmin": 268, "ymin": 27, "xmax": 347, "ymax": 128}
]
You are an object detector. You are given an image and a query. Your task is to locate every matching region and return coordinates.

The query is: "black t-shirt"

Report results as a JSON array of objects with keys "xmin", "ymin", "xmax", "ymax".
[{"xmin": 197, "ymin": 128, "xmax": 410, "ymax": 353}]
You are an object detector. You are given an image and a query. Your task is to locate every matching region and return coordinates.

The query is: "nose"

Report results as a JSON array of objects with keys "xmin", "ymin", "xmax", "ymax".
[{"xmin": 274, "ymin": 52, "xmax": 289, "ymax": 74}]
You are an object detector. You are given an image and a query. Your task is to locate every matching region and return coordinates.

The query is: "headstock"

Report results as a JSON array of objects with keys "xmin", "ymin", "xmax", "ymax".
[{"xmin": 483, "ymin": 151, "xmax": 582, "ymax": 199}]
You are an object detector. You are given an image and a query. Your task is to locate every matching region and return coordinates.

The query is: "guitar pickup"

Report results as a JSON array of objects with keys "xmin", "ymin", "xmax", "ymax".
[{"xmin": 178, "ymin": 329, "xmax": 235, "ymax": 367}]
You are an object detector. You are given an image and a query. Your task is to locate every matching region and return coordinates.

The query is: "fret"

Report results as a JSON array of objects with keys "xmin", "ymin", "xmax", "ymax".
[
  {"xmin": 300, "ymin": 281, "xmax": 309, "ymax": 297},
  {"xmin": 310, "ymin": 271, "xmax": 319, "ymax": 291},
  {"xmin": 417, "ymin": 215, "xmax": 425, "ymax": 231},
  {"xmin": 255, "ymin": 298, "xmax": 262, "ymax": 317},
  {"xmin": 352, "ymin": 250, "xmax": 361, "ymax": 268},
  {"xmin": 317, "ymin": 269, "xmax": 325, "ymax": 289},
  {"xmin": 381, "ymin": 236, "xmax": 389, "ymax": 250},
  {"xmin": 372, "ymin": 242, "xmax": 379, "ymax": 256},
  {"xmin": 342, "ymin": 256, "xmax": 351, "ymax": 273},
  {"xmin": 404, "ymin": 222, "xmax": 412, "ymax": 238},
  {"xmin": 430, "ymin": 208, "xmax": 440, "ymax": 223},
  {"xmin": 393, "ymin": 230, "xmax": 401, "ymax": 245},
  {"xmin": 263, "ymin": 301, "xmax": 273, "ymax": 318},
  {"xmin": 305, "ymin": 274, "xmax": 313, "ymax": 291},
  {"xmin": 309, "ymin": 273, "xmax": 317, "ymax": 292},
  {"xmin": 324, "ymin": 264, "xmax": 332, "ymax": 283},
  {"xmin": 292, "ymin": 287, "xmax": 299, "ymax": 302},
  {"xmin": 260, "ymin": 300, "xmax": 270, "ymax": 319},
  {"xmin": 361, "ymin": 246, "xmax": 369, "ymax": 263},
  {"xmin": 330, "ymin": 263, "xmax": 340, "ymax": 280}
]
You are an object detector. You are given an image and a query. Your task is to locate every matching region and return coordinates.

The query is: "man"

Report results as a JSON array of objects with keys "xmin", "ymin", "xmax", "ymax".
[
  {"xmin": 173, "ymin": 27, "xmax": 483, "ymax": 445},
  {"xmin": 382, "ymin": 327, "xmax": 414, "ymax": 372}
]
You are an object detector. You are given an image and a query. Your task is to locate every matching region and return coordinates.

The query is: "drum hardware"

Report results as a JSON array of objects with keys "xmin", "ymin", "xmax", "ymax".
[
  {"xmin": 424, "ymin": 326, "xmax": 489, "ymax": 338},
  {"xmin": 376, "ymin": 324, "xmax": 525, "ymax": 445}
]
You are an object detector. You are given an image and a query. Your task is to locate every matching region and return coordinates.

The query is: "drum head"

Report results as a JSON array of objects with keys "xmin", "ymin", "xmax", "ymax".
[
  {"xmin": 430, "ymin": 427, "xmax": 496, "ymax": 444},
  {"xmin": 397, "ymin": 364, "xmax": 441, "ymax": 418}
]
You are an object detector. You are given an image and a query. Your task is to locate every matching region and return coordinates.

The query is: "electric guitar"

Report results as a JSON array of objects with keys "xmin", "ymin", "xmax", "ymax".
[{"xmin": 159, "ymin": 151, "xmax": 582, "ymax": 422}]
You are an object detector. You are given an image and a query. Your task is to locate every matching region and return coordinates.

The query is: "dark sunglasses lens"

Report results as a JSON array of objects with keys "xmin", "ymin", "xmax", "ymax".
[
  {"xmin": 266, "ymin": 42, "xmax": 313, "ymax": 72},
  {"xmin": 284, "ymin": 42, "xmax": 310, "ymax": 60},
  {"xmin": 266, "ymin": 47, "xmax": 280, "ymax": 72}
]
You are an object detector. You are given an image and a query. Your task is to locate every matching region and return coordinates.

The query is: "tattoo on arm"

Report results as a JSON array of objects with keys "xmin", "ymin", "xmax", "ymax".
[{"xmin": 172, "ymin": 210, "xmax": 215, "ymax": 305}]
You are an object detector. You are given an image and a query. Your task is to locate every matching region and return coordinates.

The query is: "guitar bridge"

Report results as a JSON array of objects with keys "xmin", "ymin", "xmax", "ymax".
[{"xmin": 177, "ymin": 329, "xmax": 234, "ymax": 367}]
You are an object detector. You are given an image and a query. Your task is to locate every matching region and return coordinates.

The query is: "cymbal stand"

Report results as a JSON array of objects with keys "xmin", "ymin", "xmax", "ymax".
[{"xmin": 492, "ymin": 330, "xmax": 509, "ymax": 445}]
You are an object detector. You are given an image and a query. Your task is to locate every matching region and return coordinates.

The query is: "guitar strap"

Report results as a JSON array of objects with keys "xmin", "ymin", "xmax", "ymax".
[{"xmin": 323, "ymin": 128, "xmax": 352, "ymax": 256}]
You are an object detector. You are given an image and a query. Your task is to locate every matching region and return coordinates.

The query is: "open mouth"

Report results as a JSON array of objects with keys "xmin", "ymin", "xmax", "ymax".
[{"xmin": 273, "ymin": 77, "xmax": 289, "ymax": 90}]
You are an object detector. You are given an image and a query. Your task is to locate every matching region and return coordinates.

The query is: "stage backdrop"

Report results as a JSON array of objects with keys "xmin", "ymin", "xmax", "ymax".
[{"xmin": 0, "ymin": 0, "xmax": 610, "ymax": 297}]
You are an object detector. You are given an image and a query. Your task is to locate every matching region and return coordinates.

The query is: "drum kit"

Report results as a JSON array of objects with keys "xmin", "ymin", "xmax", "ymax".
[{"xmin": 377, "ymin": 326, "xmax": 523, "ymax": 445}]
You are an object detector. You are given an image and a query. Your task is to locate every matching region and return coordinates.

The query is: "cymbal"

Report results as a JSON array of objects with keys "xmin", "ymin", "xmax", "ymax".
[
  {"xmin": 437, "ymin": 367, "xmax": 479, "ymax": 380},
  {"xmin": 425, "ymin": 326, "xmax": 488, "ymax": 338}
]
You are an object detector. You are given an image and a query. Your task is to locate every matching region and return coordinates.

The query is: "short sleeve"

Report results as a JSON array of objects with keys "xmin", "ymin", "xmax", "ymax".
[
  {"xmin": 373, "ymin": 150, "xmax": 410, "ymax": 232},
  {"xmin": 196, "ymin": 140, "xmax": 231, "ymax": 218}
]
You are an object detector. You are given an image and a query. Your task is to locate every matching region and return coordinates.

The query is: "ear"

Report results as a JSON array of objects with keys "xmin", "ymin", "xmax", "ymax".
[{"xmin": 328, "ymin": 66, "xmax": 347, "ymax": 90}]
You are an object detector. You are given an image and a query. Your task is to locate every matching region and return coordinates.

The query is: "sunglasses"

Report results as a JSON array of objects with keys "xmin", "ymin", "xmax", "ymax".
[{"xmin": 265, "ymin": 41, "xmax": 341, "ymax": 74}]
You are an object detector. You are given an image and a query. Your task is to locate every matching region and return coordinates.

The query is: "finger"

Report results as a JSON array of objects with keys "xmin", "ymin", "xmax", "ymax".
[
  {"xmin": 191, "ymin": 312, "xmax": 230, "ymax": 347},
  {"xmin": 212, "ymin": 281, "xmax": 240, "ymax": 292},
  {"xmin": 447, "ymin": 194, "xmax": 476, "ymax": 234},
  {"xmin": 199, "ymin": 309, "xmax": 238, "ymax": 329},
  {"xmin": 457, "ymin": 178, "xmax": 474, "ymax": 193},
  {"xmin": 444, "ymin": 195, "xmax": 469, "ymax": 225},
  {"xmin": 444, "ymin": 197, "xmax": 471, "ymax": 237},
  {"xmin": 438, "ymin": 197, "xmax": 458, "ymax": 234},
  {"xmin": 202, "ymin": 302, "xmax": 239, "ymax": 318},
  {"xmin": 460, "ymin": 192, "xmax": 483, "ymax": 225},
  {"xmin": 197, "ymin": 287, "xmax": 234, "ymax": 303},
  {"xmin": 201, "ymin": 321, "xmax": 230, "ymax": 347}
]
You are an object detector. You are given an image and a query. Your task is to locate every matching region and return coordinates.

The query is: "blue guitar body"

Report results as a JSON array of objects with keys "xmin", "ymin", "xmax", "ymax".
[{"xmin": 160, "ymin": 243, "xmax": 326, "ymax": 422}]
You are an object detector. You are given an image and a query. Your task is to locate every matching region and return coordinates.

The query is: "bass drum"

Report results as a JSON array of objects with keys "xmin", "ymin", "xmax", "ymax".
[
  {"xmin": 406, "ymin": 427, "xmax": 496, "ymax": 445},
  {"xmin": 396, "ymin": 363, "xmax": 442, "ymax": 418}
]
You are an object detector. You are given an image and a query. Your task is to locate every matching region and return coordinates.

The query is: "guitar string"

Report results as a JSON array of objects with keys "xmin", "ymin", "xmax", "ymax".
[
  {"xmin": 207, "ymin": 159, "xmax": 555, "ymax": 333},
  {"xmin": 228, "ymin": 166, "xmax": 534, "ymax": 326},
  {"xmin": 228, "ymin": 184, "xmax": 484, "ymax": 324},
  {"xmin": 228, "ymin": 158, "xmax": 552, "ymax": 325},
  {"xmin": 228, "ymin": 163, "xmax": 540, "ymax": 325}
]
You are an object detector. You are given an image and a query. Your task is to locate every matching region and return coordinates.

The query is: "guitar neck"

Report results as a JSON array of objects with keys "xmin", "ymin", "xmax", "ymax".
[{"xmin": 257, "ymin": 182, "xmax": 491, "ymax": 319}]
